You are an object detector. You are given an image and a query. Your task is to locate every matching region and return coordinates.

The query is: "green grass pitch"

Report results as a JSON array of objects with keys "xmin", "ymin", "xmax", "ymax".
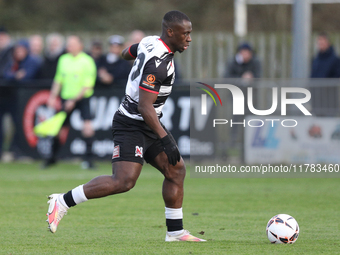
[{"xmin": 0, "ymin": 162, "xmax": 339, "ymax": 254}]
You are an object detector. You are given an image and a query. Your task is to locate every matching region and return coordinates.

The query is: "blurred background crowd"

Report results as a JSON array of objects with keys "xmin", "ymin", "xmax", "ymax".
[
  {"xmin": 0, "ymin": 28, "xmax": 148, "ymax": 85},
  {"xmin": 2, "ymin": 27, "xmax": 340, "ymax": 84}
]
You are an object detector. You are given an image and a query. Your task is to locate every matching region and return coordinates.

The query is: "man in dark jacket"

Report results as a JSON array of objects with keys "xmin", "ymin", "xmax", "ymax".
[
  {"xmin": 97, "ymin": 35, "xmax": 131, "ymax": 86},
  {"xmin": 38, "ymin": 33, "xmax": 65, "ymax": 80},
  {"xmin": 225, "ymin": 42, "xmax": 261, "ymax": 80},
  {"xmin": 224, "ymin": 42, "xmax": 261, "ymax": 147},
  {"xmin": 311, "ymin": 32, "xmax": 340, "ymax": 78},
  {"xmin": 311, "ymin": 32, "xmax": 340, "ymax": 116}
]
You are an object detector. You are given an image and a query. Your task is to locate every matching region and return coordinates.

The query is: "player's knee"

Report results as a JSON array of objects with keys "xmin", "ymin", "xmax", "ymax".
[
  {"xmin": 120, "ymin": 177, "xmax": 137, "ymax": 192},
  {"xmin": 108, "ymin": 175, "xmax": 136, "ymax": 193},
  {"xmin": 164, "ymin": 160, "xmax": 186, "ymax": 181},
  {"xmin": 177, "ymin": 161, "xmax": 186, "ymax": 180}
]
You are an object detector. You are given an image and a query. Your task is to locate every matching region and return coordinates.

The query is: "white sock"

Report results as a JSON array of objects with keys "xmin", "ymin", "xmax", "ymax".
[
  {"xmin": 165, "ymin": 207, "xmax": 183, "ymax": 219},
  {"xmin": 71, "ymin": 184, "xmax": 88, "ymax": 205}
]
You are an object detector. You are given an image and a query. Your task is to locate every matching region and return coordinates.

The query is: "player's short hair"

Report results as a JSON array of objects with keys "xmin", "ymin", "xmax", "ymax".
[{"xmin": 163, "ymin": 10, "xmax": 190, "ymax": 28}]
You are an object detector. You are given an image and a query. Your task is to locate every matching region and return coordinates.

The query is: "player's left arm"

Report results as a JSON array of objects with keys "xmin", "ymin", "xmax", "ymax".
[{"xmin": 121, "ymin": 43, "xmax": 139, "ymax": 61}]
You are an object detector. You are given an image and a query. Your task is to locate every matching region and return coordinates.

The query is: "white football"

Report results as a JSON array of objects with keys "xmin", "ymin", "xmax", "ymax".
[{"xmin": 266, "ymin": 214, "xmax": 299, "ymax": 244}]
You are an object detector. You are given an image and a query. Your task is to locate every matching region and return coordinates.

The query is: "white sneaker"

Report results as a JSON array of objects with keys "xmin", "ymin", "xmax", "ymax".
[
  {"xmin": 165, "ymin": 230, "xmax": 206, "ymax": 242},
  {"xmin": 46, "ymin": 194, "xmax": 68, "ymax": 233}
]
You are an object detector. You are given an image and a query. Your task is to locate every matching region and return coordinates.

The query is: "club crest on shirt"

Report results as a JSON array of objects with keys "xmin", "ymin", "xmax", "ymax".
[
  {"xmin": 112, "ymin": 145, "xmax": 120, "ymax": 159},
  {"xmin": 135, "ymin": 146, "xmax": 143, "ymax": 158},
  {"xmin": 147, "ymin": 74, "xmax": 156, "ymax": 83}
]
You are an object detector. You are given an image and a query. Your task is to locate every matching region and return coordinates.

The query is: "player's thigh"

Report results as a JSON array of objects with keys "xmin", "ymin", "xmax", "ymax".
[
  {"xmin": 143, "ymin": 125, "xmax": 176, "ymax": 167},
  {"xmin": 110, "ymin": 129, "xmax": 145, "ymax": 186},
  {"xmin": 144, "ymin": 128, "xmax": 185, "ymax": 177}
]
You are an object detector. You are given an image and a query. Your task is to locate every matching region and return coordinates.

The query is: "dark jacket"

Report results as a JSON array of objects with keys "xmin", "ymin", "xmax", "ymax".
[
  {"xmin": 97, "ymin": 55, "xmax": 131, "ymax": 85},
  {"xmin": 225, "ymin": 56, "xmax": 261, "ymax": 78},
  {"xmin": 3, "ymin": 54, "xmax": 41, "ymax": 80},
  {"xmin": 0, "ymin": 46, "xmax": 13, "ymax": 78},
  {"xmin": 38, "ymin": 51, "xmax": 65, "ymax": 80},
  {"xmin": 311, "ymin": 46, "xmax": 340, "ymax": 78}
]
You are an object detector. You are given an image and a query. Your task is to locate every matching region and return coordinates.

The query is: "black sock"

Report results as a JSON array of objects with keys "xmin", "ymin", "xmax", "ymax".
[
  {"xmin": 63, "ymin": 190, "xmax": 76, "ymax": 208},
  {"xmin": 166, "ymin": 219, "xmax": 183, "ymax": 232}
]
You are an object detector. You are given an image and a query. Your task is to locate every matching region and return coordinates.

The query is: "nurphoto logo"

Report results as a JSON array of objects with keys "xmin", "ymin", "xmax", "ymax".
[{"xmin": 197, "ymin": 83, "xmax": 312, "ymax": 128}]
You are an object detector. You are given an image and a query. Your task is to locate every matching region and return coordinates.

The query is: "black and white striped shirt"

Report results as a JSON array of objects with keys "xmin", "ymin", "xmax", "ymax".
[{"xmin": 118, "ymin": 36, "xmax": 175, "ymax": 121}]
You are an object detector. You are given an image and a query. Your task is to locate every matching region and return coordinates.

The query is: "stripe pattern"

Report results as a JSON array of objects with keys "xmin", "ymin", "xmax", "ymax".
[{"xmin": 118, "ymin": 36, "xmax": 175, "ymax": 121}]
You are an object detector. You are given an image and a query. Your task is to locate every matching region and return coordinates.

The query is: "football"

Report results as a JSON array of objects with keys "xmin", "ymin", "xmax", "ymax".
[{"xmin": 266, "ymin": 214, "xmax": 299, "ymax": 244}]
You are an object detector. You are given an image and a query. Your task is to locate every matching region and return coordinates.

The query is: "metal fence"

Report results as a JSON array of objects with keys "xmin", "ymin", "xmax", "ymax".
[
  {"xmin": 10, "ymin": 31, "xmax": 340, "ymax": 79},
  {"xmin": 175, "ymin": 32, "xmax": 340, "ymax": 79}
]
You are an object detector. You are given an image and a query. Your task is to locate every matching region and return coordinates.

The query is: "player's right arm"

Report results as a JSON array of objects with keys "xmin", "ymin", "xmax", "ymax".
[
  {"xmin": 137, "ymin": 57, "xmax": 166, "ymax": 138},
  {"xmin": 138, "ymin": 89, "xmax": 167, "ymax": 138},
  {"xmin": 121, "ymin": 43, "xmax": 139, "ymax": 61}
]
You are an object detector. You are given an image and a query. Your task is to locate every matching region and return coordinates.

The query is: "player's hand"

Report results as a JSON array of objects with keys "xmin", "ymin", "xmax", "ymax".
[
  {"xmin": 161, "ymin": 135, "xmax": 180, "ymax": 166},
  {"xmin": 64, "ymin": 100, "xmax": 76, "ymax": 113}
]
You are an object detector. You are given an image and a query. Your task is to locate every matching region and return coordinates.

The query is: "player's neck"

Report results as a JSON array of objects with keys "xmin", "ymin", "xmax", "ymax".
[{"xmin": 160, "ymin": 36, "xmax": 175, "ymax": 53}]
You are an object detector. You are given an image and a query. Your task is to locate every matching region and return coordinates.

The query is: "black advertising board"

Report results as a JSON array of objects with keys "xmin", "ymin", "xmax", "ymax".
[{"xmin": 13, "ymin": 83, "xmax": 190, "ymax": 160}]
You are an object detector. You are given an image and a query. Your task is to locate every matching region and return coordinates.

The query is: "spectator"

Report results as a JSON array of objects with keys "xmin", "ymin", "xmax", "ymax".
[
  {"xmin": 97, "ymin": 35, "xmax": 131, "ymax": 86},
  {"xmin": 88, "ymin": 38, "xmax": 103, "ymax": 67},
  {"xmin": 0, "ymin": 27, "xmax": 18, "ymax": 160},
  {"xmin": 225, "ymin": 42, "xmax": 261, "ymax": 148},
  {"xmin": 311, "ymin": 32, "xmax": 340, "ymax": 78},
  {"xmin": 0, "ymin": 26, "xmax": 12, "ymax": 78},
  {"xmin": 38, "ymin": 33, "xmax": 65, "ymax": 80},
  {"xmin": 225, "ymin": 42, "xmax": 261, "ymax": 81},
  {"xmin": 311, "ymin": 32, "xmax": 340, "ymax": 116},
  {"xmin": 29, "ymin": 34, "xmax": 44, "ymax": 63},
  {"xmin": 3, "ymin": 39, "xmax": 41, "ymax": 81}
]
